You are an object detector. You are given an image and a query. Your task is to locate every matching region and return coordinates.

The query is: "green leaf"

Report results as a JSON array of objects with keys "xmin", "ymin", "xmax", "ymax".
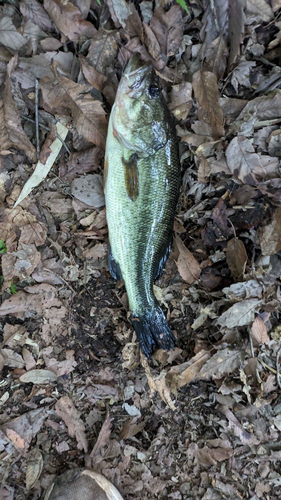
[
  {"xmin": 0, "ymin": 239, "xmax": 7, "ymax": 254},
  {"xmin": 10, "ymin": 281, "xmax": 17, "ymax": 294},
  {"xmin": 176, "ymin": 0, "xmax": 190, "ymax": 14}
]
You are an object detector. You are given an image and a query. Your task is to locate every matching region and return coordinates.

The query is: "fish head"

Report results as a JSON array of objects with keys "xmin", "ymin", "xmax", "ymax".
[{"xmin": 111, "ymin": 54, "xmax": 171, "ymax": 157}]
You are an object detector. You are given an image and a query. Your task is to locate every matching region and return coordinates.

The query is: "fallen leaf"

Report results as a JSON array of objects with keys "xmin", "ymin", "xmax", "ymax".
[
  {"xmin": 3, "ymin": 57, "xmax": 36, "ymax": 162},
  {"xmin": 204, "ymin": 36, "xmax": 228, "ymax": 81},
  {"xmin": 192, "ymin": 70, "xmax": 224, "ymax": 140},
  {"xmin": 251, "ymin": 317, "xmax": 270, "ymax": 346},
  {"xmin": 0, "ymin": 17, "xmax": 27, "ymax": 52},
  {"xmin": 14, "ymin": 121, "xmax": 69, "ymax": 207},
  {"xmin": 231, "ymin": 60, "xmax": 256, "ymax": 92},
  {"xmin": 20, "ymin": 0, "xmax": 54, "ymax": 32},
  {"xmin": 0, "ymin": 284, "xmax": 57, "ymax": 319},
  {"xmin": 195, "ymin": 445, "xmax": 233, "ymax": 467},
  {"xmin": 259, "ymin": 207, "xmax": 281, "ymax": 255},
  {"xmin": 228, "ymin": 0, "xmax": 246, "ymax": 69},
  {"xmin": 80, "ymin": 58, "xmax": 108, "ymax": 92},
  {"xmin": 167, "ymin": 350, "xmax": 211, "ymax": 391},
  {"xmin": 55, "ymin": 396, "xmax": 88, "ymax": 452},
  {"xmin": 168, "ymin": 82, "xmax": 192, "ymax": 121},
  {"xmin": 196, "ymin": 348, "xmax": 242, "ymax": 381},
  {"xmin": 107, "ymin": 0, "xmax": 130, "ymax": 28},
  {"xmin": 216, "ymin": 299, "xmax": 263, "ymax": 328},
  {"xmin": 119, "ymin": 420, "xmax": 146, "ymax": 441},
  {"xmin": 60, "ymin": 146, "xmax": 103, "ymax": 182},
  {"xmin": 223, "ymin": 280, "xmax": 263, "ymax": 300},
  {"xmin": 26, "ymin": 448, "xmax": 43, "ymax": 489},
  {"xmin": 235, "ymin": 90, "xmax": 281, "ymax": 123},
  {"xmin": 87, "ymin": 29, "xmax": 120, "ymax": 75},
  {"xmin": 43, "ymin": 0, "xmax": 96, "ymax": 40},
  {"xmin": 20, "ymin": 369, "xmax": 57, "ymax": 384},
  {"xmin": 89, "ymin": 409, "xmax": 111, "ymax": 463},
  {"xmin": 40, "ymin": 74, "xmax": 107, "ymax": 149},
  {"xmin": 245, "ymin": 0, "xmax": 274, "ymax": 22},
  {"xmin": 141, "ymin": 354, "xmax": 176, "ymax": 410},
  {"xmin": 0, "ymin": 349, "xmax": 25, "ymax": 369},
  {"xmin": 218, "ymin": 405, "xmax": 259, "ymax": 445},
  {"xmin": 2, "ymin": 408, "xmax": 49, "ymax": 454},
  {"xmin": 226, "ymin": 136, "xmax": 262, "ymax": 186},
  {"xmin": 22, "ymin": 348, "xmax": 36, "ymax": 371},
  {"xmin": 71, "ymin": 174, "xmax": 105, "ymax": 208},
  {"xmin": 174, "ymin": 234, "xmax": 201, "ymax": 284},
  {"xmin": 226, "ymin": 238, "xmax": 248, "ymax": 281}
]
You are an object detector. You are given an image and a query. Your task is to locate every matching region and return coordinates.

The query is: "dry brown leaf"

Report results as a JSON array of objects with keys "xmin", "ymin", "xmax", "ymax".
[
  {"xmin": 0, "ymin": 349, "xmax": 25, "ymax": 369},
  {"xmin": 0, "ymin": 17, "xmax": 27, "ymax": 52},
  {"xmin": 219, "ymin": 405, "xmax": 259, "ymax": 445},
  {"xmin": 90, "ymin": 409, "xmax": 111, "ymax": 462},
  {"xmin": 216, "ymin": 299, "xmax": 263, "ymax": 329},
  {"xmin": 245, "ymin": 0, "xmax": 274, "ymax": 21},
  {"xmin": 196, "ymin": 348, "xmax": 242, "ymax": 381},
  {"xmin": 166, "ymin": 350, "xmax": 211, "ymax": 391},
  {"xmin": 22, "ymin": 347, "xmax": 36, "ymax": 371},
  {"xmin": 20, "ymin": 0, "xmax": 54, "ymax": 32},
  {"xmin": 192, "ymin": 70, "xmax": 224, "ymax": 140},
  {"xmin": 204, "ymin": 36, "xmax": 228, "ymax": 81},
  {"xmin": 194, "ymin": 445, "xmax": 233, "ymax": 467},
  {"xmin": 87, "ymin": 30, "xmax": 120, "ymax": 75},
  {"xmin": 40, "ymin": 74, "xmax": 107, "ymax": 149},
  {"xmin": 231, "ymin": 60, "xmax": 256, "ymax": 92},
  {"xmin": 235, "ymin": 90, "xmax": 281, "ymax": 123},
  {"xmin": 119, "ymin": 420, "xmax": 146, "ymax": 441},
  {"xmin": 107, "ymin": 0, "xmax": 130, "ymax": 28},
  {"xmin": 141, "ymin": 354, "xmax": 176, "ymax": 410},
  {"xmin": 60, "ymin": 146, "xmax": 103, "ymax": 182},
  {"xmin": 228, "ymin": 0, "xmax": 245, "ymax": 69},
  {"xmin": 226, "ymin": 238, "xmax": 248, "ymax": 281},
  {"xmin": 174, "ymin": 234, "xmax": 201, "ymax": 284},
  {"xmin": 3, "ymin": 58, "xmax": 36, "ymax": 162},
  {"xmin": 80, "ymin": 58, "xmax": 108, "ymax": 92},
  {"xmin": 55, "ymin": 396, "xmax": 88, "ymax": 452},
  {"xmin": 251, "ymin": 317, "xmax": 270, "ymax": 346},
  {"xmin": 26, "ymin": 448, "xmax": 43, "ymax": 490},
  {"xmin": 20, "ymin": 369, "xmax": 57, "ymax": 384},
  {"xmin": 168, "ymin": 82, "xmax": 192, "ymax": 121},
  {"xmin": 225, "ymin": 136, "xmax": 262, "ymax": 186},
  {"xmin": 144, "ymin": 5, "xmax": 183, "ymax": 68},
  {"xmin": 71, "ymin": 174, "xmax": 105, "ymax": 208},
  {"xmin": 2, "ymin": 408, "xmax": 49, "ymax": 455},
  {"xmin": 0, "ymin": 284, "xmax": 57, "ymax": 319},
  {"xmin": 44, "ymin": 0, "xmax": 96, "ymax": 40},
  {"xmin": 259, "ymin": 207, "xmax": 281, "ymax": 255}
]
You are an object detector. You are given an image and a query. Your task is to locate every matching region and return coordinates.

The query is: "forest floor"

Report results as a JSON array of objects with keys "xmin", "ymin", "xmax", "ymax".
[{"xmin": 1, "ymin": 0, "xmax": 281, "ymax": 499}]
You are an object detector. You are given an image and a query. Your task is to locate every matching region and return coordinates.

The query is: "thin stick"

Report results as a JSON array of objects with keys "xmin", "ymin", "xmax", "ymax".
[
  {"xmin": 277, "ymin": 348, "xmax": 281, "ymax": 389},
  {"xmin": 35, "ymin": 79, "xmax": 40, "ymax": 160},
  {"xmin": 21, "ymin": 115, "xmax": 71, "ymax": 154}
]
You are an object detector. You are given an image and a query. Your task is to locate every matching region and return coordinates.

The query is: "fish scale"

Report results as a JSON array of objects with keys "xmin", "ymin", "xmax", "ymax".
[{"xmin": 105, "ymin": 55, "xmax": 180, "ymax": 357}]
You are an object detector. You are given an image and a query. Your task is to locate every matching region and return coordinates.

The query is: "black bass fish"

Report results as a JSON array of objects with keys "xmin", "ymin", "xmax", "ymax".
[{"xmin": 104, "ymin": 55, "xmax": 180, "ymax": 357}]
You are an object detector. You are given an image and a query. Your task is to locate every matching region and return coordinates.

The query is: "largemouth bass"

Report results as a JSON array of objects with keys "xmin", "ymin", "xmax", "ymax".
[{"xmin": 104, "ymin": 55, "xmax": 180, "ymax": 357}]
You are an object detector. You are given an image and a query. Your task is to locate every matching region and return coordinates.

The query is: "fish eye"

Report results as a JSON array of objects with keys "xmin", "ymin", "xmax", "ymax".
[{"xmin": 149, "ymin": 84, "xmax": 160, "ymax": 98}]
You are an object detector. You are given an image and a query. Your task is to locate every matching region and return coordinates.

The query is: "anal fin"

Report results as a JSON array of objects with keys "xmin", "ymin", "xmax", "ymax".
[{"xmin": 108, "ymin": 242, "xmax": 123, "ymax": 281}]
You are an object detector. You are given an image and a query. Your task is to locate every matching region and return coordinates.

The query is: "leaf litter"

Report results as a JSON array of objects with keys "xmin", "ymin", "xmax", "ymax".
[{"xmin": 1, "ymin": 1, "xmax": 281, "ymax": 499}]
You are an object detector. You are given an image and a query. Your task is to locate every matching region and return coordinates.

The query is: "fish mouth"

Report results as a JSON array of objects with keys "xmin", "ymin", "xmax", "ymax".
[{"xmin": 125, "ymin": 54, "xmax": 152, "ymax": 77}]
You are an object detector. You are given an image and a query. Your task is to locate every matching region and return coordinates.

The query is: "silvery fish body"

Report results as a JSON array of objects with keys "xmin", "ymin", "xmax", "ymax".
[{"xmin": 104, "ymin": 55, "xmax": 180, "ymax": 357}]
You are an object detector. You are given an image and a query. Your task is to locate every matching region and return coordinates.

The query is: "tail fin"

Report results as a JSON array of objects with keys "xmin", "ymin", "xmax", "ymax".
[{"xmin": 132, "ymin": 306, "xmax": 176, "ymax": 358}]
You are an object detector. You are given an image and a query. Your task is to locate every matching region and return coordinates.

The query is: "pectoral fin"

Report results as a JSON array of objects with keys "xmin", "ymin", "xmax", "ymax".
[
  {"xmin": 153, "ymin": 234, "xmax": 172, "ymax": 281},
  {"xmin": 108, "ymin": 242, "xmax": 123, "ymax": 281},
  {"xmin": 122, "ymin": 153, "xmax": 139, "ymax": 202}
]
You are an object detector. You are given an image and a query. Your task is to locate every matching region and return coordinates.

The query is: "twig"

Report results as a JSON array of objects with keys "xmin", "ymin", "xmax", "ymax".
[
  {"xmin": 35, "ymin": 79, "xmax": 40, "ymax": 161},
  {"xmin": 277, "ymin": 348, "xmax": 281, "ymax": 389},
  {"xmin": 21, "ymin": 115, "xmax": 71, "ymax": 155}
]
